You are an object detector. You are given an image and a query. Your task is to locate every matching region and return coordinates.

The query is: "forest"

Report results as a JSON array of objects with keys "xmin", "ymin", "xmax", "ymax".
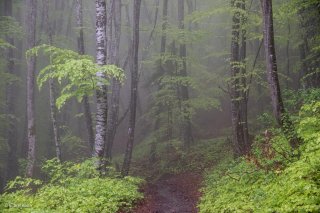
[{"xmin": 0, "ymin": 0, "xmax": 319, "ymax": 212}]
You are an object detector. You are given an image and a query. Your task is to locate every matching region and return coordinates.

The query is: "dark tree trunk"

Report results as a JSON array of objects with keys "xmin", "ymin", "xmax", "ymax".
[
  {"xmin": 286, "ymin": 22, "xmax": 291, "ymax": 89},
  {"xmin": 75, "ymin": 0, "xmax": 95, "ymax": 151},
  {"xmin": 4, "ymin": 0, "xmax": 19, "ymax": 182},
  {"xmin": 93, "ymin": 0, "xmax": 108, "ymax": 168},
  {"xmin": 122, "ymin": 0, "xmax": 142, "ymax": 177},
  {"xmin": 150, "ymin": 0, "xmax": 169, "ymax": 163},
  {"xmin": 230, "ymin": 0, "xmax": 245, "ymax": 157},
  {"xmin": 25, "ymin": 0, "xmax": 37, "ymax": 178},
  {"xmin": 178, "ymin": 0, "xmax": 193, "ymax": 148},
  {"xmin": 105, "ymin": 0, "xmax": 122, "ymax": 160},
  {"xmin": 261, "ymin": 0, "xmax": 300, "ymax": 148},
  {"xmin": 239, "ymin": 0, "xmax": 250, "ymax": 154},
  {"xmin": 44, "ymin": 0, "xmax": 62, "ymax": 162}
]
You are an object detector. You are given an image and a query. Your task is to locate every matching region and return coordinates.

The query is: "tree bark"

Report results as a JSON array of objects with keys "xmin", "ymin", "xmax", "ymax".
[
  {"xmin": 178, "ymin": 0, "xmax": 193, "ymax": 148},
  {"xmin": 122, "ymin": 0, "xmax": 142, "ymax": 177},
  {"xmin": 230, "ymin": 0, "xmax": 244, "ymax": 157},
  {"xmin": 4, "ymin": 0, "xmax": 19, "ymax": 182},
  {"xmin": 75, "ymin": 0, "xmax": 95, "ymax": 151},
  {"xmin": 93, "ymin": 0, "xmax": 108, "ymax": 168},
  {"xmin": 261, "ymin": 0, "xmax": 299, "ymax": 148},
  {"xmin": 25, "ymin": 0, "xmax": 37, "ymax": 178},
  {"xmin": 105, "ymin": 0, "xmax": 122, "ymax": 160}
]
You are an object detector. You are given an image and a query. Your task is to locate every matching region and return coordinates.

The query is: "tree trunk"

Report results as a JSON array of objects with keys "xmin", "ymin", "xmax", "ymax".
[
  {"xmin": 261, "ymin": 0, "xmax": 300, "ymax": 148},
  {"xmin": 230, "ymin": 0, "xmax": 244, "ymax": 157},
  {"xmin": 286, "ymin": 22, "xmax": 291, "ymax": 89},
  {"xmin": 93, "ymin": 0, "xmax": 108, "ymax": 168},
  {"xmin": 4, "ymin": 0, "xmax": 18, "ymax": 182},
  {"xmin": 105, "ymin": 0, "xmax": 122, "ymax": 160},
  {"xmin": 44, "ymin": 0, "xmax": 62, "ymax": 162},
  {"xmin": 75, "ymin": 0, "xmax": 95, "ymax": 151},
  {"xmin": 4, "ymin": 0, "xmax": 19, "ymax": 183},
  {"xmin": 121, "ymin": 0, "xmax": 142, "ymax": 177},
  {"xmin": 178, "ymin": 0, "xmax": 193, "ymax": 148},
  {"xmin": 239, "ymin": 0, "xmax": 250, "ymax": 154},
  {"xmin": 25, "ymin": 0, "xmax": 37, "ymax": 178}
]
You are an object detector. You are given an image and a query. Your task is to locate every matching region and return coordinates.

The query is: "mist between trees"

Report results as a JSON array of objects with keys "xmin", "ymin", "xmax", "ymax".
[{"xmin": 0, "ymin": 0, "xmax": 319, "ymax": 212}]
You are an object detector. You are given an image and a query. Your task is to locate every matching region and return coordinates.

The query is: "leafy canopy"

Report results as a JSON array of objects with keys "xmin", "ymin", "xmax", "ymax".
[{"xmin": 26, "ymin": 44, "xmax": 124, "ymax": 109}]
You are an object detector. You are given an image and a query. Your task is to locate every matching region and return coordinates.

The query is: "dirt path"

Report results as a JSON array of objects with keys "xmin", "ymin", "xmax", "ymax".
[{"xmin": 133, "ymin": 173, "xmax": 202, "ymax": 213}]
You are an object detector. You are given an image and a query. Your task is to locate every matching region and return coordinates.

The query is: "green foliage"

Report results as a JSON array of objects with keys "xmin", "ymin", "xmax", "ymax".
[
  {"xmin": 0, "ymin": 159, "xmax": 143, "ymax": 213},
  {"xmin": 0, "ymin": 16, "xmax": 23, "ymax": 39},
  {"xmin": 129, "ymin": 137, "xmax": 233, "ymax": 178},
  {"xmin": 27, "ymin": 44, "xmax": 124, "ymax": 109},
  {"xmin": 199, "ymin": 101, "xmax": 320, "ymax": 212}
]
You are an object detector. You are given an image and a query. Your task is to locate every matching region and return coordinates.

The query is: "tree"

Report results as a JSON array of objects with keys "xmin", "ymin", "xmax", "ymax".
[
  {"xmin": 149, "ymin": 0, "xmax": 169, "ymax": 163},
  {"xmin": 105, "ymin": 0, "xmax": 122, "ymax": 160},
  {"xmin": 260, "ymin": 0, "xmax": 300, "ymax": 148},
  {"xmin": 4, "ymin": 0, "xmax": 18, "ymax": 182},
  {"xmin": 75, "ymin": 0, "xmax": 95, "ymax": 151},
  {"xmin": 230, "ymin": 0, "xmax": 244, "ymax": 157},
  {"xmin": 122, "ymin": 0, "xmax": 142, "ymax": 176},
  {"xmin": 229, "ymin": 0, "xmax": 250, "ymax": 157},
  {"xmin": 25, "ymin": 0, "xmax": 37, "ymax": 178},
  {"xmin": 93, "ymin": 0, "xmax": 108, "ymax": 168},
  {"xmin": 178, "ymin": 0, "xmax": 193, "ymax": 148},
  {"xmin": 44, "ymin": 0, "xmax": 61, "ymax": 162}
]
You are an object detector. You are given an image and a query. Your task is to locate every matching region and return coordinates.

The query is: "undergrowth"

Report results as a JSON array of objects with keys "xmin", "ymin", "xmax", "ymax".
[
  {"xmin": 0, "ymin": 159, "xmax": 143, "ymax": 213},
  {"xmin": 128, "ymin": 137, "xmax": 233, "ymax": 180},
  {"xmin": 199, "ymin": 100, "xmax": 320, "ymax": 212}
]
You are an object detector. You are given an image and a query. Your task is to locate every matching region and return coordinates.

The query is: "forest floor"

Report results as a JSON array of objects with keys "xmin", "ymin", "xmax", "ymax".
[{"xmin": 132, "ymin": 172, "xmax": 202, "ymax": 213}]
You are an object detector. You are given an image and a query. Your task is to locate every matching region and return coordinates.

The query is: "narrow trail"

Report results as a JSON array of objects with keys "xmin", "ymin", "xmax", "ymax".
[{"xmin": 133, "ymin": 173, "xmax": 202, "ymax": 213}]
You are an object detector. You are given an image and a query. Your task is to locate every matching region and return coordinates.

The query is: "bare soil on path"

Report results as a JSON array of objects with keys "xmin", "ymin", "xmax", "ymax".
[{"xmin": 132, "ymin": 172, "xmax": 202, "ymax": 213}]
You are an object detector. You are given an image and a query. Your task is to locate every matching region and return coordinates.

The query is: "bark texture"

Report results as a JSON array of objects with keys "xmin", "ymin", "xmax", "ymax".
[
  {"xmin": 26, "ymin": 0, "xmax": 37, "ymax": 178},
  {"xmin": 93, "ymin": 0, "xmax": 108, "ymax": 166},
  {"xmin": 229, "ymin": 0, "xmax": 250, "ymax": 157},
  {"xmin": 122, "ymin": 0, "xmax": 142, "ymax": 176},
  {"xmin": 261, "ymin": 0, "xmax": 300, "ymax": 148}
]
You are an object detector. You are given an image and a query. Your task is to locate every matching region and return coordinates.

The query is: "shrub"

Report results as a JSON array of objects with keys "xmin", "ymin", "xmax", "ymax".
[
  {"xmin": 0, "ymin": 159, "xmax": 143, "ymax": 213},
  {"xmin": 199, "ymin": 101, "xmax": 320, "ymax": 213}
]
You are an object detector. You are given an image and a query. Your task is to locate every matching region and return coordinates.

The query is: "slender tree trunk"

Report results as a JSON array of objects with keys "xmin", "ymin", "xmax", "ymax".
[
  {"xmin": 230, "ymin": 0, "xmax": 245, "ymax": 157},
  {"xmin": 178, "ymin": 0, "xmax": 193, "ymax": 148},
  {"xmin": 105, "ymin": 0, "xmax": 122, "ymax": 160},
  {"xmin": 93, "ymin": 0, "xmax": 108, "ymax": 168},
  {"xmin": 150, "ymin": 0, "xmax": 169, "ymax": 163},
  {"xmin": 239, "ymin": 0, "xmax": 250, "ymax": 154},
  {"xmin": 4, "ymin": 0, "xmax": 19, "ymax": 182},
  {"xmin": 286, "ymin": 22, "xmax": 291, "ymax": 89},
  {"xmin": 44, "ymin": 0, "xmax": 62, "ymax": 162},
  {"xmin": 261, "ymin": 0, "xmax": 285, "ymax": 124},
  {"xmin": 261, "ymin": 0, "xmax": 300, "ymax": 148},
  {"xmin": 75, "ymin": 0, "xmax": 95, "ymax": 151},
  {"xmin": 25, "ymin": 0, "xmax": 37, "ymax": 178},
  {"xmin": 122, "ymin": 0, "xmax": 142, "ymax": 177}
]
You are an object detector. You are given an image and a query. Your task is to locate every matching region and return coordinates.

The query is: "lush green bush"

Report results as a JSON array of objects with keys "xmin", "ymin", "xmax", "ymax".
[
  {"xmin": 199, "ymin": 101, "xmax": 320, "ymax": 213},
  {"xmin": 0, "ymin": 159, "xmax": 143, "ymax": 213}
]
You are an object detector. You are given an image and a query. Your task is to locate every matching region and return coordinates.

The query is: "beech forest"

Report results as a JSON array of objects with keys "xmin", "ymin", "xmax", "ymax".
[{"xmin": 0, "ymin": 0, "xmax": 319, "ymax": 212}]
